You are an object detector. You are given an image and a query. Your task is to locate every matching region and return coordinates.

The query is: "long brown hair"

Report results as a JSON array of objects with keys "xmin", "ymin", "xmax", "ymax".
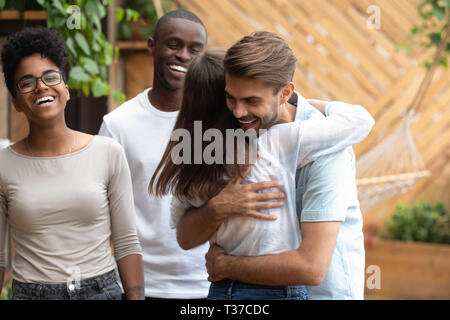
[{"xmin": 149, "ymin": 49, "xmax": 240, "ymax": 200}]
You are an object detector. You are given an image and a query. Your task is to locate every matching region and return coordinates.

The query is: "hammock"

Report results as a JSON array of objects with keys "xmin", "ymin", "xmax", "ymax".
[
  {"xmin": 355, "ymin": 11, "xmax": 449, "ymax": 215},
  {"xmin": 355, "ymin": 110, "xmax": 429, "ymax": 214}
]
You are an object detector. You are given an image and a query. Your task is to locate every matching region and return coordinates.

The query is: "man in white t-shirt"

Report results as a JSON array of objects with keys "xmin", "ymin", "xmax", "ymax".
[{"xmin": 98, "ymin": 10, "xmax": 210, "ymax": 299}]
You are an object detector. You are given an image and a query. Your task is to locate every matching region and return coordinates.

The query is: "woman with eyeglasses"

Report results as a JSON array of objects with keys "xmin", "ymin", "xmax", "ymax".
[{"xmin": 0, "ymin": 27, "xmax": 144, "ymax": 300}]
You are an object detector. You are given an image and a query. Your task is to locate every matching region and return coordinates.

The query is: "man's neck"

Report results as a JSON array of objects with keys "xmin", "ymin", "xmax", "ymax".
[
  {"xmin": 148, "ymin": 84, "xmax": 182, "ymax": 112},
  {"xmin": 276, "ymin": 102, "xmax": 297, "ymax": 124}
]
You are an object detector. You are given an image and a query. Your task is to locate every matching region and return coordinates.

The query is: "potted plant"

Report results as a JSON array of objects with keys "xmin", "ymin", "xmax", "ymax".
[
  {"xmin": 0, "ymin": 279, "xmax": 12, "ymax": 300},
  {"xmin": 363, "ymin": 0, "xmax": 450, "ymax": 300},
  {"xmin": 0, "ymin": 0, "xmax": 42, "ymax": 13},
  {"xmin": 118, "ymin": 0, "xmax": 175, "ymax": 41},
  {"xmin": 0, "ymin": 0, "xmax": 138, "ymax": 101},
  {"xmin": 0, "ymin": 0, "xmax": 46, "ymax": 23},
  {"xmin": 364, "ymin": 201, "xmax": 450, "ymax": 299}
]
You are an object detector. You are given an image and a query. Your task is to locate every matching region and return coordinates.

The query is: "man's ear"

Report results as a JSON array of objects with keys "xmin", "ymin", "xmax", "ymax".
[
  {"xmin": 147, "ymin": 37, "xmax": 155, "ymax": 56},
  {"xmin": 280, "ymin": 82, "xmax": 295, "ymax": 105},
  {"xmin": 11, "ymin": 97, "xmax": 23, "ymax": 113}
]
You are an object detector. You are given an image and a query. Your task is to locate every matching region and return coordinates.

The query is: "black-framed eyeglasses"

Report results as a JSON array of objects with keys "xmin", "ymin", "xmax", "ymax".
[{"xmin": 16, "ymin": 70, "xmax": 63, "ymax": 94}]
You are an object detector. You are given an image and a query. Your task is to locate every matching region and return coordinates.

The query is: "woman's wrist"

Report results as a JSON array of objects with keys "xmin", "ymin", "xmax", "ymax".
[{"xmin": 124, "ymin": 285, "xmax": 145, "ymax": 300}]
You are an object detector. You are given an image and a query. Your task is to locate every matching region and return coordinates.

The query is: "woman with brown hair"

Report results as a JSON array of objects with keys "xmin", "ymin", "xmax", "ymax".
[{"xmin": 150, "ymin": 49, "xmax": 240, "ymax": 202}]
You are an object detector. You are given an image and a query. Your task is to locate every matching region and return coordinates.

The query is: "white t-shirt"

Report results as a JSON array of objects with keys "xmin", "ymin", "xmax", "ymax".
[
  {"xmin": 99, "ymin": 88, "xmax": 209, "ymax": 298},
  {"xmin": 171, "ymin": 93, "xmax": 374, "ymax": 257}
]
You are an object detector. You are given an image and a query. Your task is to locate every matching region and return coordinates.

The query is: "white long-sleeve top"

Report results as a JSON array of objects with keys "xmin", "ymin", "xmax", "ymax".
[{"xmin": 0, "ymin": 136, "xmax": 142, "ymax": 283}]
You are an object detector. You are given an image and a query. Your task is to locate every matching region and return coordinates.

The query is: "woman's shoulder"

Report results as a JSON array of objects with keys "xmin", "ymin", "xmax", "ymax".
[
  {"xmin": 90, "ymin": 134, "xmax": 125, "ymax": 155},
  {"xmin": 0, "ymin": 145, "xmax": 11, "ymax": 161},
  {"xmin": 0, "ymin": 140, "xmax": 24, "ymax": 162}
]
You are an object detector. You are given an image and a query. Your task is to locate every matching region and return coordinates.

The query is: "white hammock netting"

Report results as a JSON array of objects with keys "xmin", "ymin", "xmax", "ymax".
[{"xmin": 356, "ymin": 110, "xmax": 429, "ymax": 214}]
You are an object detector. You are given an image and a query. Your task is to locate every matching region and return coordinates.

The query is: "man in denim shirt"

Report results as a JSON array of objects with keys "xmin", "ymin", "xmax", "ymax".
[
  {"xmin": 205, "ymin": 91, "xmax": 365, "ymax": 299},
  {"xmin": 294, "ymin": 93, "xmax": 364, "ymax": 299}
]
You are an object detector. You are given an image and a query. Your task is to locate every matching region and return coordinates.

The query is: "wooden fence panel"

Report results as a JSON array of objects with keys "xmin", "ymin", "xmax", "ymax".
[{"xmin": 176, "ymin": 0, "xmax": 449, "ymax": 220}]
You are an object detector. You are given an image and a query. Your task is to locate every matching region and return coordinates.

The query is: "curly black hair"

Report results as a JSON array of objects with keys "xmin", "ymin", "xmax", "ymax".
[{"xmin": 1, "ymin": 27, "xmax": 68, "ymax": 97}]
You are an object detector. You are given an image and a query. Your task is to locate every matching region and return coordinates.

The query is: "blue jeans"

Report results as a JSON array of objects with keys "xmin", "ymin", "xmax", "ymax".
[
  {"xmin": 11, "ymin": 269, "xmax": 122, "ymax": 300},
  {"xmin": 208, "ymin": 279, "xmax": 309, "ymax": 300}
]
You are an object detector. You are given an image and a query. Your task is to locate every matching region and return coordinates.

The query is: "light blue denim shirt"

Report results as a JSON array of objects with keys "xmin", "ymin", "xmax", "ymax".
[{"xmin": 294, "ymin": 93, "xmax": 365, "ymax": 299}]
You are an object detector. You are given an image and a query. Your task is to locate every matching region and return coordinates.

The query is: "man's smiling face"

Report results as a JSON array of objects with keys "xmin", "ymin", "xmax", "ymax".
[
  {"xmin": 149, "ymin": 18, "xmax": 207, "ymax": 92},
  {"xmin": 225, "ymin": 73, "xmax": 281, "ymax": 132}
]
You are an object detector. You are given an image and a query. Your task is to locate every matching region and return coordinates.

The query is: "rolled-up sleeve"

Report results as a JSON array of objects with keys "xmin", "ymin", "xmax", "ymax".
[
  {"xmin": 300, "ymin": 149, "xmax": 354, "ymax": 222},
  {"xmin": 107, "ymin": 142, "xmax": 142, "ymax": 261}
]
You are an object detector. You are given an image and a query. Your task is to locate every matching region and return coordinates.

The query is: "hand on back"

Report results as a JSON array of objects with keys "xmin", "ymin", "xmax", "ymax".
[{"xmin": 210, "ymin": 166, "xmax": 285, "ymax": 221}]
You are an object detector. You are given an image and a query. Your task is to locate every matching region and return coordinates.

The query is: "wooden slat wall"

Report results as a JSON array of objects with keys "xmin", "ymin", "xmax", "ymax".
[
  {"xmin": 178, "ymin": 0, "xmax": 450, "ymax": 223},
  {"xmin": 123, "ymin": 52, "xmax": 154, "ymax": 99}
]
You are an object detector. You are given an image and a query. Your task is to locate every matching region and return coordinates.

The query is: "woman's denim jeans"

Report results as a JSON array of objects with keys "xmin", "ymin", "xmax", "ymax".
[
  {"xmin": 11, "ymin": 269, "xmax": 122, "ymax": 300},
  {"xmin": 208, "ymin": 279, "xmax": 309, "ymax": 300}
]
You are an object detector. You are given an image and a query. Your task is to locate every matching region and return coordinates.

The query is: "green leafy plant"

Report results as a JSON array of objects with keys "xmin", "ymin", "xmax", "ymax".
[
  {"xmin": 118, "ymin": 0, "xmax": 176, "ymax": 41},
  {"xmin": 398, "ymin": 0, "xmax": 450, "ymax": 68},
  {"xmin": 396, "ymin": 0, "xmax": 450, "ymax": 115},
  {"xmin": 0, "ymin": 0, "xmax": 139, "ymax": 102},
  {"xmin": 0, "ymin": 279, "xmax": 12, "ymax": 300},
  {"xmin": 378, "ymin": 201, "xmax": 450, "ymax": 244},
  {"xmin": 0, "ymin": 0, "xmax": 41, "ymax": 10}
]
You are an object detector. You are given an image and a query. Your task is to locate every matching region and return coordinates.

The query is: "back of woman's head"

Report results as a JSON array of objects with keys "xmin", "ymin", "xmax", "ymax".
[
  {"xmin": 150, "ymin": 49, "xmax": 239, "ymax": 200},
  {"xmin": 1, "ymin": 27, "xmax": 68, "ymax": 97},
  {"xmin": 179, "ymin": 49, "xmax": 229, "ymax": 130}
]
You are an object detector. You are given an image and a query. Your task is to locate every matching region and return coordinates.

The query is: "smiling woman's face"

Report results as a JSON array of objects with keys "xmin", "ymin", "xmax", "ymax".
[{"xmin": 12, "ymin": 53, "xmax": 70, "ymax": 125}]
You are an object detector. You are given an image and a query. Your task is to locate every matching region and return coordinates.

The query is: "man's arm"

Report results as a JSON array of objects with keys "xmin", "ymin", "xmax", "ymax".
[
  {"xmin": 294, "ymin": 101, "xmax": 374, "ymax": 168},
  {"xmin": 207, "ymin": 221, "xmax": 340, "ymax": 286},
  {"xmin": 305, "ymin": 99, "xmax": 328, "ymax": 115},
  {"xmin": 176, "ymin": 171, "xmax": 286, "ymax": 250},
  {"xmin": 207, "ymin": 150, "xmax": 354, "ymax": 286}
]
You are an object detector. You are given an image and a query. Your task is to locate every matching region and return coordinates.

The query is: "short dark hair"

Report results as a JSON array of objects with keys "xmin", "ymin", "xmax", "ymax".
[
  {"xmin": 1, "ymin": 27, "xmax": 68, "ymax": 97},
  {"xmin": 224, "ymin": 31, "xmax": 297, "ymax": 94},
  {"xmin": 153, "ymin": 9, "xmax": 206, "ymax": 41}
]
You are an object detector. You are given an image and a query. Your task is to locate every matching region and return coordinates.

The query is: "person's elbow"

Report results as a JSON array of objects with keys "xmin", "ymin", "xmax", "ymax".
[
  {"xmin": 308, "ymin": 266, "xmax": 328, "ymax": 286},
  {"xmin": 291, "ymin": 252, "xmax": 328, "ymax": 286},
  {"xmin": 364, "ymin": 111, "xmax": 375, "ymax": 135},
  {"xmin": 358, "ymin": 105, "xmax": 375, "ymax": 136},
  {"xmin": 176, "ymin": 228, "xmax": 198, "ymax": 251},
  {"xmin": 177, "ymin": 237, "xmax": 195, "ymax": 251},
  {"xmin": 296, "ymin": 263, "xmax": 327, "ymax": 286}
]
